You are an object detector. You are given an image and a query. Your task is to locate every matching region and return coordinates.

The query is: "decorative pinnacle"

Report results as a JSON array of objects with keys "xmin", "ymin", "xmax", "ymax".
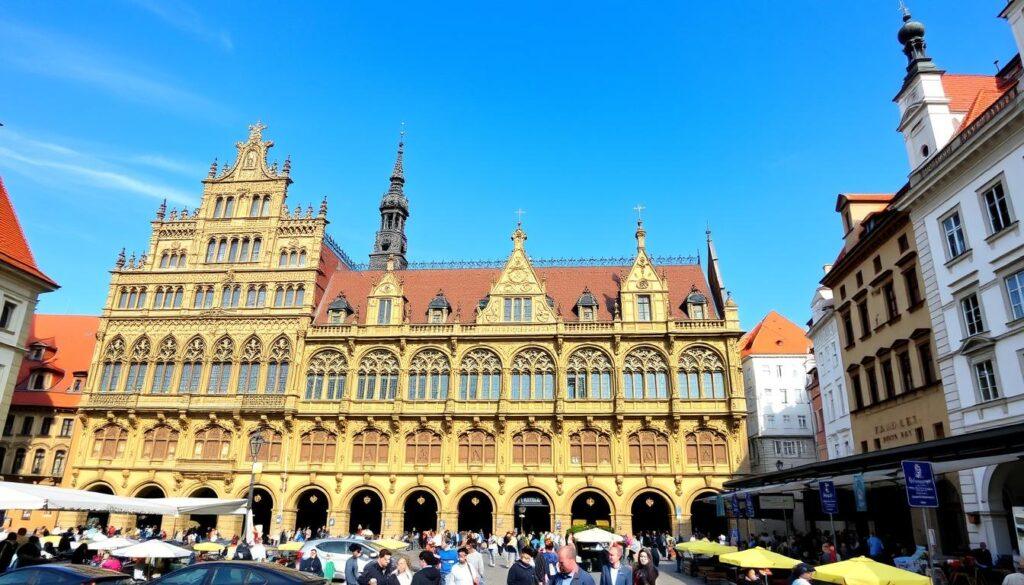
[
  {"xmin": 115, "ymin": 248, "xmax": 126, "ymax": 268},
  {"xmin": 156, "ymin": 199, "xmax": 167, "ymax": 220},
  {"xmin": 319, "ymin": 195, "xmax": 328, "ymax": 217},
  {"xmin": 515, "ymin": 208, "xmax": 526, "ymax": 228},
  {"xmin": 208, "ymin": 158, "xmax": 218, "ymax": 178},
  {"xmin": 282, "ymin": 155, "xmax": 291, "ymax": 175},
  {"xmin": 391, "ymin": 135, "xmax": 405, "ymax": 183}
]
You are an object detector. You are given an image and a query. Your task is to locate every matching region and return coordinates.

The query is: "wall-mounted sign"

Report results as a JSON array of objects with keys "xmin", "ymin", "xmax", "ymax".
[
  {"xmin": 820, "ymin": 480, "xmax": 839, "ymax": 515},
  {"xmin": 758, "ymin": 495, "xmax": 795, "ymax": 510}
]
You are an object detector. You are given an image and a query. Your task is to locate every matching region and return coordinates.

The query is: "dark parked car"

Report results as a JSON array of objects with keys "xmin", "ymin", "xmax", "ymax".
[
  {"xmin": 0, "ymin": 563, "xmax": 135, "ymax": 584},
  {"xmin": 151, "ymin": 561, "xmax": 327, "ymax": 584}
]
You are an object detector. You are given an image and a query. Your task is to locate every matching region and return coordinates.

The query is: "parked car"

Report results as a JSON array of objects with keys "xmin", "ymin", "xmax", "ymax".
[
  {"xmin": 150, "ymin": 561, "xmax": 326, "ymax": 584},
  {"xmin": 298, "ymin": 538, "xmax": 383, "ymax": 581},
  {"xmin": 0, "ymin": 563, "xmax": 135, "ymax": 585}
]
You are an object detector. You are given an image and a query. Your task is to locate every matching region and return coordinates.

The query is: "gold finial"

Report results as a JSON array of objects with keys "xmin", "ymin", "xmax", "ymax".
[
  {"xmin": 515, "ymin": 208, "xmax": 526, "ymax": 228},
  {"xmin": 633, "ymin": 203, "xmax": 645, "ymax": 223},
  {"xmin": 248, "ymin": 120, "xmax": 267, "ymax": 141}
]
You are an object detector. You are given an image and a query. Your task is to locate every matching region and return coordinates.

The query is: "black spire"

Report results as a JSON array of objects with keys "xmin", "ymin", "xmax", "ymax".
[
  {"xmin": 369, "ymin": 131, "xmax": 410, "ymax": 270},
  {"xmin": 898, "ymin": 5, "xmax": 939, "ymax": 81}
]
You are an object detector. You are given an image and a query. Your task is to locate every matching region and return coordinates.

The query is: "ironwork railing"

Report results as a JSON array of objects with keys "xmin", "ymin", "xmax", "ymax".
[{"xmin": 342, "ymin": 254, "xmax": 700, "ymax": 271}]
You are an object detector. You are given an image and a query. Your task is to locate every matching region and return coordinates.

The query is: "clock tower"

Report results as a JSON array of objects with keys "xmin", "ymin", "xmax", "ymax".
[{"xmin": 369, "ymin": 137, "xmax": 409, "ymax": 270}]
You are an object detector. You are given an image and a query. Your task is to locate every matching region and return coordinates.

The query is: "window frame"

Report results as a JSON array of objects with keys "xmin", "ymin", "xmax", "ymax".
[
  {"xmin": 977, "ymin": 177, "xmax": 1015, "ymax": 236},
  {"xmin": 939, "ymin": 206, "xmax": 970, "ymax": 261},
  {"xmin": 970, "ymin": 355, "xmax": 1001, "ymax": 403}
]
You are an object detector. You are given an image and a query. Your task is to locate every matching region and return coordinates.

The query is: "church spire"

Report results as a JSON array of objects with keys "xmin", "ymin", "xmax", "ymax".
[
  {"xmin": 898, "ymin": 4, "xmax": 938, "ymax": 82},
  {"xmin": 369, "ymin": 129, "xmax": 410, "ymax": 270}
]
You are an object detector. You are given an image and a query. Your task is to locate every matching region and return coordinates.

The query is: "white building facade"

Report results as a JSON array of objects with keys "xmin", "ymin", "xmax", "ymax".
[
  {"xmin": 808, "ymin": 282, "xmax": 854, "ymax": 459},
  {"xmin": 892, "ymin": 4, "xmax": 1024, "ymax": 557}
]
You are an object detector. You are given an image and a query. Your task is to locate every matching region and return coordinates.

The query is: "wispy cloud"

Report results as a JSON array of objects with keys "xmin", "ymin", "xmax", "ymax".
[
  {"xmin": 129, "ymin": 154, "xmax": 203, "ymax": 177},
  {"xmin": 129, "ymin": 0, "xmax": 233, "ymax": 51},
  {"xmin": 0, "ymin": 130, "xmax": 196, "ymax": 205},
  {"xmin": 0, "ymin": 20, "xmax": 226, "ymax": 119}
]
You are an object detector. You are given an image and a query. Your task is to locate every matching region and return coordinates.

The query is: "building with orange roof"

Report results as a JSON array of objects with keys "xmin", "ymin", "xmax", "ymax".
[
  {"xmin": 739, "ymin": 311, "xmax": 816, "ymax": 477},
  {"xmin": 0, "ymin": 177, "xmax": 59, "ymax": 485},
  {"xmin": 886, "ymin": 3, "xmax": 1024, "ymax": 557},
  {"xmin": 65, "ymin": 124, "xmax": 747, "ymax": 539},
  {"xmin": 0, "ymin": 314, "xmax": 98, "ymax": 530}
]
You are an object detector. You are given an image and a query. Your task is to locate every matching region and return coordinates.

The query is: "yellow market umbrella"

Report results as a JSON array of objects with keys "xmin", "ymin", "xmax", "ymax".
[
  {"xmin": 192, "ymin": 542, "xmax": 225, "ymax": 552},
  {"xmin": 719, "ymin": 547, "xmax": 800, "ymax": 570},
  {"xmin": 372, "ymin": 539, "xmax": 410, "ymax": 551},
  {"xmin": 278, "ymin": 541, "xmax": 304, "ymax": 551},
  {"xmin": 813, "ymin": 557, "xmax": 930, "ymax": 585},
  {"xmin": 42, "ymin": 535, "xmax": 62, "ymax": 545},
  {"xmin": 680, "ymin": 540, "xmax": 737, "ymax": 556},
  {"xmin": 675, "ymin": 538, "xmax": 712, "ymax": 552}
]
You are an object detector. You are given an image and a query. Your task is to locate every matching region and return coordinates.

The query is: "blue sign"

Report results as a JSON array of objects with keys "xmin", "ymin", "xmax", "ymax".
[
  {"xmin": 902, "ymin": 460, "xmax": 939, "ymax": 508},
  {"xmin": 820, "ymin": 480, "xmax": 839, "ymax": 515},
  {"xmin": 853, "ymin": 473, "xmax": 868, "ymax": 512},
  {"xmin": 730, "ymin": 494, "xmax": 741, "ymax": 518},
  {"xmin": 715, "ymin": 495, "xmax": 725, "ymax": 517},
  {"xmin": 744, "ymin": 492, "xmax": 756, "ymax": 518}
]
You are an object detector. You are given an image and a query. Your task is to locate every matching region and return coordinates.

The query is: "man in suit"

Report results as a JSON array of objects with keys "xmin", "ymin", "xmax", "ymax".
[
  {"xmin": 600, "ymin": 544, "xmax": 632, "ymax": 585},
  {"xmin": 554, "ymin": 545, "xmax": 596, "ymax": 585}
]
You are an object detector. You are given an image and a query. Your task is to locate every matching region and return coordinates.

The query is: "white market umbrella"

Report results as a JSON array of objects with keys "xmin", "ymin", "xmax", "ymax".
[
  {"xmin": 572, "ymin": 528, "xmax": 623, "ymax": 544},
  {"xmin": 89, "ymin": 536, "xmax": 139, "ymax": 550},
  {"xmin": 113, "ymin": 539, "xmax": 192, "ymax": 559}
]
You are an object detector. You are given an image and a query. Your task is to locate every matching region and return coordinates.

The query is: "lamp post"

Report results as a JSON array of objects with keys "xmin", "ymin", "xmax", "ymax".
[{"xmin": 246, "ymin": 432, "xmax": 267, "ymax": 542}]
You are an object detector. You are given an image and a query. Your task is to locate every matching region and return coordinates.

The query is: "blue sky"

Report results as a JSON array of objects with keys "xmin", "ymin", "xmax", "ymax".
[{"xmin": 0, "ymin": 1, "xmax": 1015, "ymax": 329}]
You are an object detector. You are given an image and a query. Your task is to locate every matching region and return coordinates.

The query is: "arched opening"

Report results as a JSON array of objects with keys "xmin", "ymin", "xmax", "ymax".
[
  {"xmin": 296, "ymin": 488, "xmax": 330, "ymax": 535},
  {"xmin": 937, "ymin": 479, "xmax": 968, "ymax": 554},
  {"xmin": 251, "ymin": 487, "xmax": 274, "ymax": 542},
  {"xmin": 348, "ymin": 489, "xmax": 382, "ymax": 536},
  {"xmin": 457, "ymin": 490, "xmax": 493, "ymax": 534},
  {"xmin": 988, "ymin": 460, "xmax": 1024, "ymax": 555},
  {"xmin": 631, "ymin": 491, "xmax": 672, "ymax": 535},
  {"xmin": 86, "ymin": 484, "xmax": 113, "ymax": 529},
  {"xmin": 690, "ymin": 492, "xmax": 726, "ymax": 539},
  {"xmin": 403, "ymin": 490, "xmax": 438, "ymax": 534},
  {"xmin": 135, "ymin": 485, "xmax": 166, "ymax": 531},
  {"xmin": 570, "ymin": 491, "xmax": 611, "ymax": 528},
  {"xmin": 514, "ymin": 491, "xmax": 551, "ymax": 534},
  {"xmin": 188, "ymin": 487, "xmax": 219, "ymax": 536}
]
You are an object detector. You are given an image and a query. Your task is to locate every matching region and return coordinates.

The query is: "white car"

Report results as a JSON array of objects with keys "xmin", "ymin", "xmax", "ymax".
[{"xmin": 298, "ymin": 538, "xmax": 382, "ymax": 582}]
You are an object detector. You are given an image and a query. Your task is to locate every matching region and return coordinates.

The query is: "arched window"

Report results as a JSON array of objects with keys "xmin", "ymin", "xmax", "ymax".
[
  {"xmin": 221, "ymin": 285, "xmax": 241, "ymax": 308},
  {"xmin": 678, "ymin": 347, "xmax": 726, "ymax": 399},
  {"xmin": 261, "ymin": 195, "xmax": 271, "ymax": 216},
  {"xmin": 511, "ymin": 349, "xmax": 555, "ymax": 400},
  {"xmin": 98, "ymin": 337, "xmax": 125, "ymax": 392},
  {"xmin": 194, "ymin": 426, "xmax": 231, "ymax": 459},
  {"xmin": 685, "ymin": 431, "xmax": 728, "ymax": 468},
  {"xmin": 458, "ymin": 430, "xmax": 495, "ymax": 465},
  {"xmin": 628, "ymin": 430, "xmax": 670, "ymax": 467},
  {"xmin": 408, "ymin": 349, "xmax": 451, "ymax": 400},
  {"xmin": 512, "ymin": 430, "xmax": 551, "ymax": 467},
  {"xmin": 265, "ymin": 337, "xmax": 291, "ymax": 394},
  {"xmin": 228, "ymin": 238, "xmax": 240, "ymax": 262},
  {"xmin": 142, "ymin": 426, "xmax": 179, "ymax": 460},
  {"xmin": 278, "ymin": 251, "xmax": 288, "ymax": 267},
  {"xmin": 194, "ymin": 285, "xmax": 214, "ymax": 309},
  {"xmin": 300, "ymin": 430, "xmax": 337, "ymax": 463},
  {"xmin": 248, "ymin": 429, "xmax": 282, "ymax": 462},
  {"xmin": 250, "ymin": 237, "xmax": 262, "ymax": 261},
  {"xmin": 351, "ymin": 429, "xmax": 389, "ymax": 464},
  {"xmin": 298, "ymin": 250, "xmax": 307, "ymax": 266},
  {"xmin": 152, "ymin": 336, "xmax": 177, "ymax": 394},
  {"xmin": 622, "ymin": 347, "xmax": 668, "ymax": 399},
  {"xmin": 249, "ymin": 196, "xmax": 261, "ymax": 216},
  {"xmin": 125, "ymin": 337, "xmax": 151, "ymax": 393},
  {"xmin": 239, "ymin": 237, "xmax": 250, "ymax": 262},
  {"xmin": 216, "ymin": 238, "xmax": 228, "ymax": 262},
  {"xmin": 570, "ymin": 430, "xmax": 611, "ymax": 467},
  {"xmin": 566, "ymin": 347, "xmax": 612, "ymax": 400},
  {"xmin": 237, "ymin": 336, "xmax": 262, "ymax": 394},
  {"xmin": 179, "ymin": 337, "xmax": 205, "ymax": 393},
  {"xmin": 223, "ymin": 196, "xmax": 235, "ymax": 217},
  {"xmin": 30, "ymin": 449, "xmax": 45, "ymax": 474},
  {"xmin": 92, "ymin": 425, "xmax": 127, "ymax": 460},
  {"xmin": 305, "ymin": 350, "xmax": 346, "ymax": 400},
  {"xmin": 405, "ymin": 430, "xmax": 442, "ymax": 465},
  {"xmin": 459, "ymin": 349, "xmax": 501, "ymax": 400},
  {"xmin": 51, "ymin": 450, "xmax": 66, "ymax": 476},
  {"xmin": 159, "ymin": 253, "xmax": 169, "ymax": 268},
  {"xmin": 357, "ymin": 350, "xmax": 399, "ymax": 400},
  {"xmin": 207, "ymin": 336, "xmax": 234, "ymax": 394},
  {"xmin": 206, "ymin": 239, "xmax": 216, "ymax": 262}
]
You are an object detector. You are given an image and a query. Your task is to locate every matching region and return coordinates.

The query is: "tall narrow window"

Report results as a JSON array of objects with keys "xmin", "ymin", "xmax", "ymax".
[
  {"xmin": 883, "ymin": 283, "xmax": 899, "ymax": 321},
  {"xmin": 982, "ymin": 183, "xmax": 1013, "ymax": 234},
  {"xmin": 51, "ymin": 451, "xmax": 66, "ymax": 476},
  {"xmin": 974, "ymin": 359, "xmax": 1000, "ymax": 401},
  {"xmin": 1007, "ymin": 269, "xmax": 1024, "ymax": 320},
  {"xmin": 857, "ymin": 300, "xmax": 871, "ymax": 337},
  {"xmin": 961, "ymin": 294, "xmax": 984, "ymax": 336},
  {"xmin": 904, "ymin": 267, "xmax": 922, "ymax": 307},
  {"xmin": 636, "ymin": 295, "xmax": 652, "ymax": 321},
  {"xmin": 918, "ymin": 342, "xmax": 936, "ymax": 385},
  {"xmin": 377, "ymin": 299, "xmax": 392, "ymax": 324},
  {"xmin": 459, "ymin": 349, "xmax": 501, "ymax": 400},
  {"xmin": 942, "ymin": 211, "xmax": 968, "ymax": 258},
  {"xmin": 264, "ymin": 337, "xmax": 291, "ymax": 394},
  {"xmin": 897, "ymin": 350, "xmax": 913, "ymax": 394}
]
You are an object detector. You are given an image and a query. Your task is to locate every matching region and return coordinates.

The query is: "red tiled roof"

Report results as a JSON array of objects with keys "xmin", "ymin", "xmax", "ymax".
[
  {"xmin": 0, "ymin": 177, "xmax": 57, "ymax": 287},
  {"xmin": 315, "ymin": 263, "xmax": 717, "ymax": 324},
  {"xmin": 13, "ymin": 314, "xmax": 99, "ymax": 408},
  {"xmin": 739, "ymin": 311, "xmax": 811, "ymax": 358},
  {"xmin": 941, "ymin": 74, "xmax": 1001, "ymax": 112}
]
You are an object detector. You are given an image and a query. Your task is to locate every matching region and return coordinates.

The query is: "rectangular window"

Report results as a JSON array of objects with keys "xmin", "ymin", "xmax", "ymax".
[
  {"xmin": 883, "ymin": 283, "xmax": 899, "ymax": 321},
  {"xmin": 377, "ymin": 299, "xmax": 392, "ymax": 324},
  {"xmin": 780, "ymin": 389, "xmax": 788, "ymax": 403},
  {"xmin": 841, "ymin": 311, "xmax": 855, "ymax": 347},
  {"xmin": 904, "ymin": 267, "xmax": 922, "ymax": 307},
  {"xmin": 765, "ymin": 414, "xmax": 775, "ymax": 428},
  {"xmin": 19, "ymin": 417, "xmax": 33, "ymax": 436},
  {"xmin": 918, "ymin": 342, "xmax": 936, "ymax": 385},
  {"xmin": 502, "ymin": 297, "xmax": 534, "ymax": 322},
  {"xmin": 1006, "ymin": 269, "xmax": 1024, "ymax": 321},
  {"xmin": 865, "ymin": 366, "xmax": 879, "ymax": 405},
  {"xmin": 712, "ymin": 372, "xmax": 725, "ymax": 398},
  {"xmin": 974, "ymin": 359, "xmax": 1000, "ymax": 401},
  {"xmin": 179, "ymin": 363, "xmax": 202, "ymax": 393},
  {"xmin": 961, "ymin": 293, "xmax": 985, "ymax": 336},
  {"xmin": 942, "ymin": 211, "xmax": 968, "ymax": 258},
  {"xmin": 857, "ymin": 300, "xmax": 871, "ymax": 337},
  {"xmin": 782, "ymin": 414, "xmax": 791, "ymax": 426},
  {"xmin": 40, "ymin": 417, "xmax": 52, "ymax": 436},
  {"xmin": 58, "ymin": 419, "xmax": 73, "ymax": 437},
  {"xmin": 99, "ymin": 363, "xmax": 122, "ymax": 392},
  {"xmin": 880, "ymin": 359, "xmax": 895, "ymax": 401},
  {"xmin": 207, "ymin": 363, "xmax": 232, "ymax": 394},
  {"xmin": 0, "ymin": 301, "xmax": 17, "ymax": 330},
  {"xmin": 850, "ymin": 371, "xmax": 864, "ymax": 410},
  {"xmin": 982, "ymin": 182, "xmax": 1013, "ymax": 234},
  {"xmin": 797, "ymin": 415, "xmax": 807, "ymax": 429},
  {"xmin": 897, "ymin": 350, "xmax": 913, "ymax": 394},
  {"xmin": 125, "ymin": 363, "xmax": 148, "ymax": 393},
  {"xmin": 637, "ymin": 295, "xmax": 652, "ymax": 321},
  {"xmin": 152, "ymin": 362, "xmax": 174, "ymax": 393}
]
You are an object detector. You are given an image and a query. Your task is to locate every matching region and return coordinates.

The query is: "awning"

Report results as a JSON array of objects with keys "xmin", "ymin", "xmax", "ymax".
[
  {"xmin": 724, "ymin": 422, "xmax": 1024, "ymax": 492},
  {"xmin": 0, "ymin": 482, "xmax": 246, "ymax": 516}
]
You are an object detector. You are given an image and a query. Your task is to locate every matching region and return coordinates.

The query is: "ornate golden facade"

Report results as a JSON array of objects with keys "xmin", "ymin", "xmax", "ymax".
[{"xmin": 68, "ymin": 124, "xmax": 747, "ymax": 538}]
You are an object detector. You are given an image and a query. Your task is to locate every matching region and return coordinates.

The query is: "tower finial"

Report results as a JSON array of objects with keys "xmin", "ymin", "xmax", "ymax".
[
  {"xmin": 391, "ymin": 130, "xmax": 405, "ymax": 183},
  {"xmin": 633, "ymin": 204, "xmax": 645, "ymax": 224},
  {"xmin": 156, "ymin": 198, "xmax": 167, "ymax": 220},
  {"xmin": 282, "ymin": 154, "xmax": 291, "ymax": 175},
  {"xmin": 515, "ymin": 208, "xmax": 526, "ymax": 228},
  {"xmin": 369, "ymin": 130, "xmax": 410, "ymax": 270},
  {"xmin": 706, "ymin": 221, "xmax": 712, "ymax": 243},
  {"xmin": 208, "ymin": 157, "xmax": 218, "ymax": 178},
  {"xmin": 897, "ymin": 2, "xmax": 934, "ymax": 73}
]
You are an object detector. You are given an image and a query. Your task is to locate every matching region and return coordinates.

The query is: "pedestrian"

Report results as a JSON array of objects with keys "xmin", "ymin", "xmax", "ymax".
[
  {"xmin": 487, "ymin": 535, "xmax": 498, "ymax": 567},
  {"xmin": 414, "ymin": 551, "xmax": 443, "ymax": 585},
  {"xmin": 451, "ymin": 547, "xmax": 480, "ymax": 585},
  {"xmin": 360, "ymin": 548, "xmax": 397, "ymax": 585},
  {"xmin": 99, "ymin": 551, "xmax": 122, "ymax": 572},
  {"xmin": 395, "ymin": 556, "xmax": 415, "ymax": 585},
  {"xmin": 300, "ymin": 549, "xmax": 324, "ymax": 576},
  {"xmin": 790, "ymin": 563, "xmax": 814, "ymax": 585},
  {"xmin": 632, "ymin": 549, "xmax": 658, "ymax": 585},
  {"xmin": 467, "ymin": 541, "xmax": 486, "ymax": 585},
  {"xmin": 1001, "ymin": 558, "xmax": 1024, "ymax": 585},
  {"xmin": 0, "ymin": 533, "xmax": 16, "ymax": 572},
  {"xmin": 601, "ymin": 544, "xmax": 632, "ymax": 585},
  {"xmin": 346, "ymin": 543, "xmax": 365, "ymax": 585},
  {"xmin": 738, "ymin": 568, "xmax": 761, "ymax": 585},
  {"xmin": 507, "ymin": 546, "xmax": 537, "ymax": 585},
  {"xmin": 503, "ymin": 533, "xmax": 517, "ymax": 568},
  {"xmin": 554, "ymin": 545, "xmax": 596, "ymax": 585}
]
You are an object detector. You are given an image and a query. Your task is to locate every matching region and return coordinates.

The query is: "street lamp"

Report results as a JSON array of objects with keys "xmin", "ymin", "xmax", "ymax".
[{"xmin": 246, "ymin": 432, "xmax": 267, "ymax": 542}]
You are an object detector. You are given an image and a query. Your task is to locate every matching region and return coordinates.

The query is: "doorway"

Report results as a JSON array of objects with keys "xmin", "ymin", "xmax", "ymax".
[
  {"xmin": 515, "ymin": 491, "xmax": 551, "ymax": 535},
  {"xmin": 457, "ymin": 490, "xmax": 493, "ymax": 534},
  {"xmin": 349, "ymin": 489, "xmax": 383, "ymax": 536},
  {"xmin": 403, "ymin": 490, "xmax": 438, "ymax": 534}
]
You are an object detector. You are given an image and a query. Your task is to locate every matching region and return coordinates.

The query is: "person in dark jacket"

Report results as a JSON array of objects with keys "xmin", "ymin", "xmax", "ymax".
[
  {"xmin": 359, "ymin": 548, "xmax": 396, "ymax": 585},
  {"xmin": 556, "ymin": 546, "xmax": 597, "ymax": 585},
  {"xmin": 507, "ymin": 546, "xmax": 537, "ymax": 585},
  {"xmin": 234, "ymin": 542, "xmax": 253, "ymax": 560},
  {"xmin": 413, "ymin": 551, "xmax": 443, "ymax": 585},
  {"xmin": 300, "ymin": 549, "xmax": 324, "ymax": 576},
  {"xmin": 0, "ymin": 533, "xmax": 17, "ymax": 572}
]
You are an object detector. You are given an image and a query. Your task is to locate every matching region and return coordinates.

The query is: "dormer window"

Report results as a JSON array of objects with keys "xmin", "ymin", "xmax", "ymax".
[
  {"xmin": 427, "ymin": 291, "xmax": 451, "ymax": 324},
  {"xmin": 685, "ymin": 286, "xmax": 709, "ymax": 320},
  {"xmin": 27, "ymin": 345, "xmax": 44, "ymax": 361},
  {"xmin": 504, "ymin": 298, "xmax": 533, "ymax": 322},
  {"xmin": 377, "ymin": 299, "xmax": 393, "ymax": 325},
  {"xmin": 575, "ymin": 288, "xmax": 599, "ymax": 322},
  {"xmin": 28, "ymin": 371, "xmax": 49, "ymax": 391},
  {"xmin": 326, "ymin": 294, "xmax": 352, "ymax": 324},
  {"xmin": 636, "ymin": 295, "xmax": 652, "ymax": 322}
]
